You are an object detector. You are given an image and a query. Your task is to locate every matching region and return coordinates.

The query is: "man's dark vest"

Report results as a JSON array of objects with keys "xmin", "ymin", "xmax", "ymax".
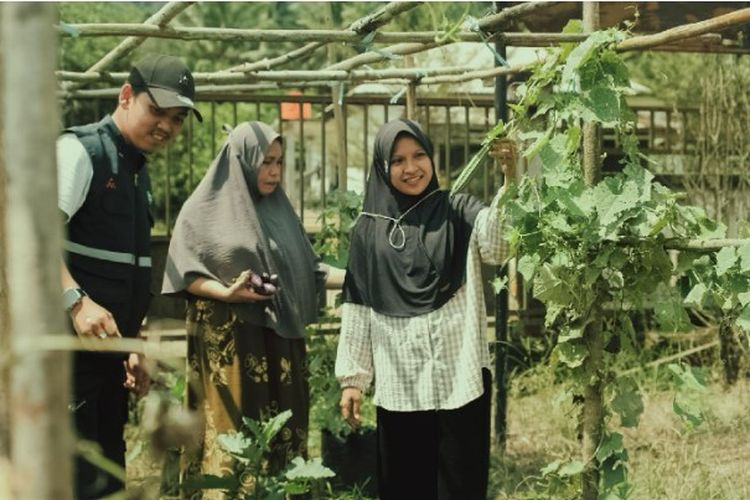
[{"xmin": 64, "ymin": 115, "xmax": 154, "ymax": 338}]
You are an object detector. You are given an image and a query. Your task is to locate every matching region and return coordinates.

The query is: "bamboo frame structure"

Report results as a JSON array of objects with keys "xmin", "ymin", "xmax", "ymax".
[
  {"xmin": 61, "ymin": 2, "xmax": 193, "ymax": 93},
  {"xmin": 57, "ymin": 3, "xmax": 750, "ymax": 98},
  {"xmin": 226, "ymin": 1, "xmax": 422, "ymax": 73},
  {"xmin": 10, "ymin": 4, "xmax": 750, "ymax": 497},
  {"xmin": 54, "ymin": 2, "xmax": 750, "ymax": 268}
]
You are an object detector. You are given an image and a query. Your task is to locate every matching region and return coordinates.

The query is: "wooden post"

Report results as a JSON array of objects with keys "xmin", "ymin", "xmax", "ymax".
[
  {"xmin": 0, "ymin": 7, "xmax": 10, "ymax": 497},
  {"xmin": 581, "ymin": 4, "xmax": 603, "ymax": 500},
  {"xmin": 2, "ymin": 4, "xmax": 73, "ymax": 499},
  {"xmin": 405, "ymin": 55, "xmax": 417, "ymax": 120},
  {"xmin": 493, "ymin": 22, "xmax": 510, "ymax": 450},
  {"xmin": 327, "ymin": 5, "xmax": 347, "ymax": 192},
  {"xmin": 332, "ymin": 87, "xmax": 348, "ymax": 191}
]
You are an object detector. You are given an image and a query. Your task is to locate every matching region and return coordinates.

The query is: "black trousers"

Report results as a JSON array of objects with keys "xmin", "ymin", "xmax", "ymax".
[
  {"xmin": 376, "ymin": 369, "xmax": 492, "ymax": 500},
  {"xmin": 72, "ymin": 351, "xmax": 129, "ymax": 500}
]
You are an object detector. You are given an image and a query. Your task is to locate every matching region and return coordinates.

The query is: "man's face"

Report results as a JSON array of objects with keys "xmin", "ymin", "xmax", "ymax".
[{"xmin": 119, "ymin": 85, "xmax": 188, "ymax": 153}]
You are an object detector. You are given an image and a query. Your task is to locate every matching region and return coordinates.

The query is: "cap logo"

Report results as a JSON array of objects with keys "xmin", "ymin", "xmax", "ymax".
[{"xmin": 178, "ymin": 74, "xmax": 190, "ymax": 88}]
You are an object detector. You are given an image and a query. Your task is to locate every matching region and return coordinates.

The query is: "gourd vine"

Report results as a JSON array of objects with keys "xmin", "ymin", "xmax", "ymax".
[{"xmin": 454, "ymin": 20, "xmax": 750, "ymax": 499}]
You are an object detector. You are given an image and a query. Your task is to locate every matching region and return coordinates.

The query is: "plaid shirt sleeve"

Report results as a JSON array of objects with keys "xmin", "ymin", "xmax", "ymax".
[
  {"xmin": 335, "ymin": 302, "xmax": 374, "ymax": 392},
  {"xmin": 475, "ymin": 188, "xmax": 510, "ymax": 266}
]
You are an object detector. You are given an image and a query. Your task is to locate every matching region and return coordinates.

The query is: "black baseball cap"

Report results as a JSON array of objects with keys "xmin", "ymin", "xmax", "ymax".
[{"xmin": 129, "ymin": 55, "xmax": 203, "ymax": 122}]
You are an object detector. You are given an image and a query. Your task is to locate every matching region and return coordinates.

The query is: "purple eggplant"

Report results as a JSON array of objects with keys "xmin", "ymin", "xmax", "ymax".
[{"xmin": 248, "ymin": 272, "xmax": 264, "ymax": 292}]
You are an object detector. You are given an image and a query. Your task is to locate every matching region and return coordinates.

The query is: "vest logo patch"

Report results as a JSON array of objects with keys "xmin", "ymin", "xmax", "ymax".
[{"xmin": 105, "ymin": 177, "xmax": 117, "ymax": 190}]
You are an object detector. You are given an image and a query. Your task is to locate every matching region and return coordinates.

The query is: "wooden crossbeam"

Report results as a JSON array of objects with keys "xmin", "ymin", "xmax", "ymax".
[{"xmin": 62, "ymin": 2, "xmax": 194, "ymax": 93}]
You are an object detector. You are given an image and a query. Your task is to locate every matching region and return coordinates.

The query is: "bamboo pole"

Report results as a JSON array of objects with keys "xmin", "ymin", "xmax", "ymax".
[
  {"xmin": 581, "ymin": 4, "xmax": 603, "ymax": 500},
  {"xmin": 324, "ymin": 2, "xmax": 569, "ymax": 72},
  {"xmin": 616, "ymin": 7, "xmax": 750, "ymax": 52},
  {"xmin": 58, "ymin": 22, "xmax": 740, "ymax": 53},
  {"xmin": 226, "ymin": 2, "xmax": 423, "ymax": 74},
  {"xmin": 421, "ymin": 64, "xmax": 527, "ymax": 85},
  {"xmin": 59, "ymin": 3, "xmax": 554, "ymax": 43},
  {"xmin": 2, "ymin": 3, "xmax": 73, "ymax": 499},
  {"xmin": 58, "ymin": 65, "xmax": 526, "ymax": 98},
  {"xmin": 57, "ymin": 65, "xmax": 478, "ymax": 85},
  {"xmin": 477, "ymin": 1, "xmax": 555, "ymax": 31},
  {"xmin": 62, "ymin": 2, "xmax": 193, "ymax": 93},
  {"xmin": 58, "ymin": 24, "xmax": 587, "ymax": 45},
  {"xmin": 348, "ymin": 1, "xmax": 423, "ymax": 34},
  {"xmin": 227, "ymin": 42, "xmax": 326, "ymax": 73}
]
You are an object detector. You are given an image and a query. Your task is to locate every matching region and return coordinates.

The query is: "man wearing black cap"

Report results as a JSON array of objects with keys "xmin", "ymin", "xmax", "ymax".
[{"xmin": 57, "ymin": 54, "xmax": 201, "ymax": 498}]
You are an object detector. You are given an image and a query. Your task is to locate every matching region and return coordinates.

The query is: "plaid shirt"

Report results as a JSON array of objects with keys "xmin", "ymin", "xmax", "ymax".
[{"xmin": 335, "ymin": 191, "xmax": 508, "ymax": 411}]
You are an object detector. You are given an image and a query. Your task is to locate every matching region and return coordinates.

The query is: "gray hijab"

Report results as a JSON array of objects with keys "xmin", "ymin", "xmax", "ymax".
[{"xmin": 162, "ymin": 121, "xmax": 324, "ymax": 339}]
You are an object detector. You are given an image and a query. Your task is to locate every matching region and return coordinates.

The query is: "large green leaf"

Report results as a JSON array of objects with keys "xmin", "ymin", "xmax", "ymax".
[
  {"xmin": 611, "ymin": 378, "xmax": 643, "ymax": 428},
  {"xmin": 715, "ymin": 247, "xmax": 738, "ymax": 277},
  {"xmin": 588, "ymin": 86, "xmax": 621, "ymax": 123},
  {"xmin": 534, "ymin": 264, "xmax": 572, "ymax": 304},
  {"xmin": 739, "ymin": 243, "xmax": 750, "ymax": 272},
  {"xmin": 736, "ymin": 305, "xmax": 750, "ymax": 332},
  {"xmin": 556, "ymin": 341, "xmax": 587, "ymax": 368},
  {"xmin": 684, "ymin": 283, "xmax": 708, "ymax": 308},
  {"xmin": 285, "ymin": 457, "xmax": 335, "ymax": 481},
  {"xmin": 595, "ymin": 432, "xmax": 625, "ymax": 462}
]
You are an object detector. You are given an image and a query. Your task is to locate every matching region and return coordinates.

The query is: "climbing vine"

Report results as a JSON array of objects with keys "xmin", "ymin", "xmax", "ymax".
[{"xmin": 455, "ymin": 20, "xmax": 750, "ymax": 498}]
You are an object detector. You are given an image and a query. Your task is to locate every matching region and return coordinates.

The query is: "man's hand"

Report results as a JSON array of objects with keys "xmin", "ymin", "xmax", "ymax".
[
  {"xmin": 340, "ymin": 387, "xmax": 363, "ymax": 429},
  {"xmin": 124, "ymin": 353, "xmax": 150, "ymax": 397},
  {"xmin": 70, "ymin": 296, "xmax": 121, "ymax": 339},
  {"xmin": 489, "ymin": 137, "xmax": 518, "ymax": 182}
]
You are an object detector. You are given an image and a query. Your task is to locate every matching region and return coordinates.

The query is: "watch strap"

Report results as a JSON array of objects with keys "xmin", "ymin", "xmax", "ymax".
[{"xmin": 63, "ymin": 287, "xmax": 87, "ymax": 312}]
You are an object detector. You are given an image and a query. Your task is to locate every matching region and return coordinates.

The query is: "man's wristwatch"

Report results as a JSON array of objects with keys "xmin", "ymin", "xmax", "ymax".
[{"xmin": 63, "ymin": 287, "xmax": 87, "ymax": 313}]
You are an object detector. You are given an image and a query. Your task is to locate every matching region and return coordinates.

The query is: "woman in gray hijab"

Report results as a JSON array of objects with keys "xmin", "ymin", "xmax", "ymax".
[{"xmin": 163, "ymin": 121, "xmax": 341, "ymax": 485}]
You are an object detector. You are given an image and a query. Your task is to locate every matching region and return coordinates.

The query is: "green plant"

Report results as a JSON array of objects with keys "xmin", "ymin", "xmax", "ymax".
[
  {"xmin": 681, "ymin": 245, "xmax": 750, "ymax": 384},
  {"xmin": 313, "ymin": 190, "xmax": 363, "ymax": 269},
  {"xmin": 185, "ymin": 410, "xmax": 335, "ymax": 499},
  {"xmin": 308, "ymin": 328, "xmax": 375, "ymax": 442},
  {"xmin": 453, "ymin": 20, "xmax": 750, "ymax": 499},
  {"xmin": 309, "ymin": 188, "xmax": 374, "ymax": 437}
]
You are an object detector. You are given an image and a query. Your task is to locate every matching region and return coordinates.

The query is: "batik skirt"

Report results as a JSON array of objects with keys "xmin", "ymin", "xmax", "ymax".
[{"xmin": 182, "ymin": 297, "xmax": 309, "ymax": 499}]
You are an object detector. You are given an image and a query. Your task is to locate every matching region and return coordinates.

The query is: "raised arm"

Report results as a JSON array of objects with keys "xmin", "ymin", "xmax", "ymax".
[{"xmin": 475, "ymin": 138, "xmax": 518, "ymax": 265}]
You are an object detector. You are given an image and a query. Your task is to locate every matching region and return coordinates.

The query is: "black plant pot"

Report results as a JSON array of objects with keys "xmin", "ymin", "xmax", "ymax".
[{"xmin": 321, "ymin": 427, "xmax": 378, "ymax": 497}]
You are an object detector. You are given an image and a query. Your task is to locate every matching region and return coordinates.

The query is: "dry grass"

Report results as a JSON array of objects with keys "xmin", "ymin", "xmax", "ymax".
[
  {"xmin": 489, "ymin": 362, "xmax": 750, "ymax": 500},
  {"xmin": 125, "ymin": 348, "xmax": 750, "ymax": 500}
]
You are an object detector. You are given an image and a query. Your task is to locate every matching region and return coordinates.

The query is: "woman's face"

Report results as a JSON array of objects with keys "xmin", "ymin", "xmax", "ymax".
[
  {"xmin": 389, "ymin": 135, "xmax": 433, "ymax": 196},
  {"xmin": 256, "ymin": 140, "xmax": 283, "ymax": 196}
]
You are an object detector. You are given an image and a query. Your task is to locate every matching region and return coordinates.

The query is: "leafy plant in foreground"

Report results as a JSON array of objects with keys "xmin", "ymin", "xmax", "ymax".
[{"xmin": 185, "ymin": 410, "xmax": 335, "ymax": 499}]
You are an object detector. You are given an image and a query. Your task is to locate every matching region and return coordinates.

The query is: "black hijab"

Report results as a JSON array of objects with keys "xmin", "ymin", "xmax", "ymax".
[{"xmin": 342, "ymin": 119, "xmax": 484, "ymax": 317}]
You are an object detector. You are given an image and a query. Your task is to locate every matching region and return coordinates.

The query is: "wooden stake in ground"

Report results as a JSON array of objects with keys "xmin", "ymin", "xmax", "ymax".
[
  {"xmin": 581, "ymin": 4, "xmax": 604, "ymax": 500},
  {"xmin": 2, "ymin": 3, "xmax": 73, "ymax": 499}
]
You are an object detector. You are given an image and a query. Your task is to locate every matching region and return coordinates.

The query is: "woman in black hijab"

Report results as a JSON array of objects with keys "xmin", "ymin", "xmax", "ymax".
[
  {"xmin": 335, "ymin": 119, "xmax": 515, "ymax": 500},
  {"xmin": 163, "ymin": 122, "xmax": 342, "ymax": 485}
]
